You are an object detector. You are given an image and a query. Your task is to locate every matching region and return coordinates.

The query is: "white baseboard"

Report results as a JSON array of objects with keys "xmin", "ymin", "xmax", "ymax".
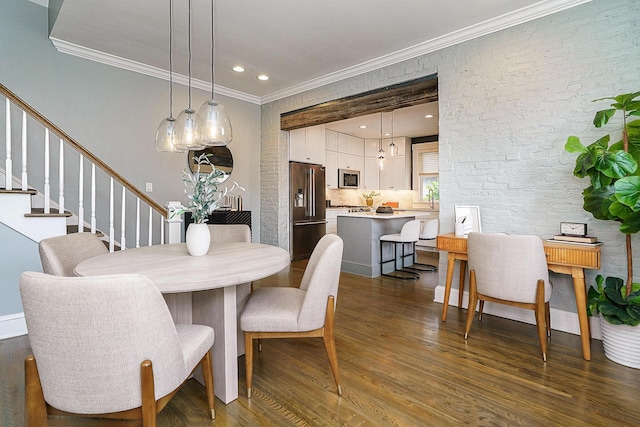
[
  {"xmin": 434, "ymin": 285, "xmax": 602, "ymax": 340},
  {"xmin": 0, "ymin": 313, "xmax": 27, "ymax": 340}
]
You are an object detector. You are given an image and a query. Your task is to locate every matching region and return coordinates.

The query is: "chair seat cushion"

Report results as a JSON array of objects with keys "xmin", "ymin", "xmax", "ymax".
[
  {"xmin": 240, "ymin": 287, "xmax": 305, "ymax": 332},
  {"xmin": 380, "ymin": 233, "xmax": 416, "ymax": 243},
  {"xmin": 175, "ymin": 324, "xmax": 215, "ymax": 373}
]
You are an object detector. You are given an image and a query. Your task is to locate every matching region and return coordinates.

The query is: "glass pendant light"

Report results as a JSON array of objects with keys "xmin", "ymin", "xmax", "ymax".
[
  {"xmin": 388, "ymin": 111, "xmax": 397, "ymax": 158},
  {"xmin": 378, "ymin": 112, "xmax": 385, "ymax": 170},
  {"xmin": 195, "ymin": 0, "xmax": 233, "ymax": 147},
  {"xmin": 174, "ymin": 0, "xmax": 204, "ymax": 150},
  {"xmin": 155, "ymin": 0, "xmax": 183, "ymax": 153}
]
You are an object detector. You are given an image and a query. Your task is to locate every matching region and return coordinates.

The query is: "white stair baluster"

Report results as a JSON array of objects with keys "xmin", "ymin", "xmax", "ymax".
[
  {"xmin": 21, "ymin": 111, "xmax": 27, "ymax": 191},
  {"xmin": 91, "ymin": 164, "xmax": 96, "ymax": 234},
  {"xmin": 160, "ymin": 212, "xmax": 165, "ymax": 245},
  {"xmin": 58, "ymin": 138, "xmax": 64, "ymax": 213},
  {"xmin": 120, "ymin": 186, "xmax": 126, "ymax": 250},
  {"xmin": 148, "ymin": 206, "xmax": 153, "ymax": 246},
  {"xmin": 78, "ymin": 156, "xmax": 84, "ymax": 233},
  {"xmin": 5, "ymin": 97, "xmax": 11, "ymax": 191},
  {"xmin": 44, "ymin": 129, "xmax": 50, "ymax": 213},
  {"xmin": 136, "ymin": 198, "xmax": 141, "ymax": 248},
  {"xmin": 109, "ymin": 178, "xmax": 114, "ymax": 252}
]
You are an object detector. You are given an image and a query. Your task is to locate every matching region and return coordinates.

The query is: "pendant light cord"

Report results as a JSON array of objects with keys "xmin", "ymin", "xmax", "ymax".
[
  {"xmin": 169, "ymin": 0, "xmax": 174, "ymax": 118},
  {"xmin": 187, "ymin": 0, "xmax": 192, "ymax": 109},
  {"xmin": 211, "ymin": 0, "xmax": 215, "ymax": 99}
]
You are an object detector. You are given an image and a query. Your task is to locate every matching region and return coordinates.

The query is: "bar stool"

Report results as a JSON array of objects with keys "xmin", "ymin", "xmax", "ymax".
[
  {"xmin": 379, "ymin": 219, "xmax": 421, "ymax": 280},
  {"xmin": 411, "ymin": 219, "xmax": 439, "ymax": 272}
]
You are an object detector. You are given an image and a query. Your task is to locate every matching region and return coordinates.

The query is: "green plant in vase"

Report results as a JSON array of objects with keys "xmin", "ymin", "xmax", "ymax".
[{"xmin": 362, "ymin": 191, "xmax": 380, "ymax": 207}]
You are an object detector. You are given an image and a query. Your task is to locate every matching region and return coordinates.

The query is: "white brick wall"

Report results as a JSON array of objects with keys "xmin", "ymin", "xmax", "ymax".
[{"xmin": 260, "ymin": 0, "xmax": 640, "ymax": 313}]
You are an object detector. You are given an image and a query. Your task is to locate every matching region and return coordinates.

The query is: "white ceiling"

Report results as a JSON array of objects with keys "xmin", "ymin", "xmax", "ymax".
[
  {"xmin": 48, "ymin": 0, "xmax": 592, "ymax": 104},
  {"xmin": 44, "ymin": 0, "xmax": 592, "ymax": 139}
]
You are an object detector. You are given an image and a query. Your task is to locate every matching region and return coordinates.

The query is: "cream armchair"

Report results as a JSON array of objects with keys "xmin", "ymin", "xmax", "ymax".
[
  {"xmin": 240, "ymin": 234, "xmax": 344, "ymax": 397},
  {"xmin": 38, "ymin": 232, "xmax": 108, "ymax": 276},
  {"xmin": 465, "ymin": 232, "xmax": 552, "ymax": 361},
  {"xmin": 19, "ymin": 272, "xmax": 215, "ymax": 426}
]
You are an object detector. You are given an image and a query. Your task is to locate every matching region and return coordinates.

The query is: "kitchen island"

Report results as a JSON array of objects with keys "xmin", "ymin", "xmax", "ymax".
[{"xmin": 337, "ymin": 211, "xmax": 417, "ymax": 277}]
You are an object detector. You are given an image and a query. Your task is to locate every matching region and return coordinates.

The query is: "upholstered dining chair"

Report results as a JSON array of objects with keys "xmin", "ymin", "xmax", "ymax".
[
  {"xmin": 38, "ymin": 232, "xmax": 108, "ymax": 276},
  {"xmin": 19, "ymin": 272, "xmax": 215, "ymax": 426},
  {"xmin": 465, "ymin": 232, "xmax": 552, "ymax": 361},
  {"xmin": 240, "ymin": 233, "xmax": 344, "ymax": 398},
  {"xmin": 379, "ymin": 219, "xmax": 421, "ymax": 279},
  {"xmin": 208, "ymin": 224, "xmax": 251, "ymax": 244}
]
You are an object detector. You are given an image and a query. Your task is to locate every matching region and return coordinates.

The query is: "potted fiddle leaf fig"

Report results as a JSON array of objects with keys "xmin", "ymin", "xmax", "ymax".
[{"xmin": 565, "ymin": 91, "xmax": 640, "ymax": 367}]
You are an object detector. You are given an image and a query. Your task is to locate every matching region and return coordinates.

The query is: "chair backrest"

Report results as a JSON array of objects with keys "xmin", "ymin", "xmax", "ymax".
[
  {"xmin": 208, "ymin": 224, "xmax": 251, "ymax": 243},
  {"xmin": 400, "ymin": 219, "xmax": 421, "ymax": 241},
  {"xmin": 419, "ymin": 219, "xmax": 439, "ymax": 239},
  {"xmin": 467, "ymin": 233, "xmax": 551, "ymax": 304},
  {"xmin": 19, "ymin": 272, "xmax": 187, "ymax": 414},
  {"xmin": 38, "ymin": 233, "xmax": 109, "ymax": 276},
  {"xmin": 297, "ymin": 234, "xmax": 344, "ymax": 331}
]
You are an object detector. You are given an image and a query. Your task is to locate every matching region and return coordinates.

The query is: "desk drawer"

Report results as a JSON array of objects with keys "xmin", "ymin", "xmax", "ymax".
[{"xmin": 544, "ymin": 245, "xmax": 601, "ymax": 269}]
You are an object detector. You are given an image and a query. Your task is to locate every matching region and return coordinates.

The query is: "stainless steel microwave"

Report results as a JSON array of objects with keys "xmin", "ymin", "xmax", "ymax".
[{"xmin": 338, "ymin": 169, "xmax": 360, "ymax": 188}]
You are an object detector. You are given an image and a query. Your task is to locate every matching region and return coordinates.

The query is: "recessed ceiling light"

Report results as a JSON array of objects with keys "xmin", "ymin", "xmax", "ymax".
[
  {"xmin": 359, "ymin": 125, "xmax": 367, "ymax": 129},
  {"xmin": 384, "ymin": 132, "xmax": 391, "ymax": 136},
  {"xmin": 425, "ymin": 114, "xmax": 434, "ymax": 118},
  {"xmin": 232, "ymin": 66, "xmax": 245, "ymax": 72},
  {"xmin": 257, "ymin": 75, "xmax": 269, "ymax": 81}
]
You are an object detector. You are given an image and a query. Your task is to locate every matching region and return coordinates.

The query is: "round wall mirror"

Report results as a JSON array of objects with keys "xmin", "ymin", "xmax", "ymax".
[{"xmin": 187, "ymin": 146, "xmax": 233, "ymax": 183}]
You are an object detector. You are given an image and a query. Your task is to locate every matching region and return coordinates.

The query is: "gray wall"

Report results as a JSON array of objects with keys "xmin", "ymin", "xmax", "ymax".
[
  {"xmin": 261, "ymin": 0, "xmax": 640, "ymax": 313},
  {"xmin": 0, "ymin": 0, "xmax": 261, "ymax": 317}
]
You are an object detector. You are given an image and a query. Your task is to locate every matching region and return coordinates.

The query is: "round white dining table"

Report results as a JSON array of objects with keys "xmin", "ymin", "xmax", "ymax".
[{"xmin": 74, "ymin": 242, "xmax": 290, "ymax": 404}]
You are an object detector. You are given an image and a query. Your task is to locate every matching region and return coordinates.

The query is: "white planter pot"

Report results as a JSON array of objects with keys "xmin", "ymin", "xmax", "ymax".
[
  {"xmin": 186, "ymin": 223, "xmax": 211, "ymax": 256},
  {"xmin": 600, "ymin": 314, "xmax": 640, "ymax": 369}
]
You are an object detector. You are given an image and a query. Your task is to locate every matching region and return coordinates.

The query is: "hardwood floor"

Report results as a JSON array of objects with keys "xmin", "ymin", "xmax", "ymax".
[{"xmin": 3, "ymin": 254, "xmax": 640, "ymax": 426}]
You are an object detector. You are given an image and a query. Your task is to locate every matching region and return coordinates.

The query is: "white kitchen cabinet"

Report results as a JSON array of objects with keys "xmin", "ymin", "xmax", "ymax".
[
  {"xmin": 338, "ymin": 133, "xmax": 364, "ymax": 156},
  {"xmin": 363, "ymin": 156, "xmax": 379, "ymax": 190},
  {"xmin": 325, "ymin": 150, "xmax": 338, "ymax": 189},
  {"xmin": 364, "ymin": 138, "xmax": 379, "ymax": 157},
  {"xmin": 326, "ymin": 209, "xmax": 348, "ymax": 234},
  {"xmin": 289, "ymin": 124, "xmax": 326, "ymax": 164},
  {"xmin": 379, "ymin": 137, "xmax": 409, "ymax": 190},
  {"xmin": 325, "ymin": 129, "xmax": 338, "ymax": 152},
  {"xmin": 337, "ymin": 153, "xmax": 363, "ymax": 172}
]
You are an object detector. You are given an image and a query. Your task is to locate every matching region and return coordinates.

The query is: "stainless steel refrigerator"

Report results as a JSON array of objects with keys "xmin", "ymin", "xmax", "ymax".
[{"xmin": 290, "ymin": 161, "xmax": 327, "ymax": 260}]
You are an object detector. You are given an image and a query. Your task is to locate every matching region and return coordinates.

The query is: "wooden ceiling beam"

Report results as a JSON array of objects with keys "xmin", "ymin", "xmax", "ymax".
[{"xmin": 280, "ymin": 75, "xmax": 438, "ymax": 131}]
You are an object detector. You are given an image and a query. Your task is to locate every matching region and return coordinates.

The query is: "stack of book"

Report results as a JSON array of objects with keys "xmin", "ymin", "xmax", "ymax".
[{"xmin": 548, "ymin": 234, "xmax": 602, "ymax": 246}]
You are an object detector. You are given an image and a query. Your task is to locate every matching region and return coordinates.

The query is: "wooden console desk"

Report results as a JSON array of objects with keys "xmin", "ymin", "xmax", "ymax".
[{"xmin": 436, "ymin": 233, "xmax": 601, "ymax": 360}]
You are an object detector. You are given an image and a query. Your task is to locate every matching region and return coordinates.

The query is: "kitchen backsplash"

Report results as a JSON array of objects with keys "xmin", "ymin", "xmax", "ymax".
[{"xmin": 326, "ymin": 189, "xmax": 416, "ymax": 209}]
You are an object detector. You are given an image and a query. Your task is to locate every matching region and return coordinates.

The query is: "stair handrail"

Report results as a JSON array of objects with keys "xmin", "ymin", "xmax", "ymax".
[{"xmin": 0, "ymin": 83, "xmax": 166, "ymax": 218}]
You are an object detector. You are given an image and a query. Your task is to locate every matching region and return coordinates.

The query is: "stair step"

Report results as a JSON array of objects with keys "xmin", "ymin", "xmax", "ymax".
[
  {"xmin": 66, "ymin": 225, "xmax": 105, "ymax": 237},
  {"xmin": 25, "ymin": 208, "xmax": 72, "ymax": 218},
  {"xmin": 0, "ymin": 188, "xmax": 37, "ymax": 195}
]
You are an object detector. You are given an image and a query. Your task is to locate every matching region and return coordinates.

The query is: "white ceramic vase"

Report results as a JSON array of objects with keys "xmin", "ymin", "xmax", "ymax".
[
  {"xmin": 186, "ymin": 223, "xmax": 211, "ymax": 256},
  {"xmin": 600, "ymin": 314, "xmax": 640, "ymax": 369}
]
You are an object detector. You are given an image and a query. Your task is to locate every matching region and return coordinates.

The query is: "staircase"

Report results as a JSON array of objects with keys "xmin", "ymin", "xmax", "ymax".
[
  {"xmin": 1, "ymin": 84, "xmax": 179, "ymax": 339},
  {"xmin": 1, "ymin": 83, "xmax": 170, "ymax": 249}
]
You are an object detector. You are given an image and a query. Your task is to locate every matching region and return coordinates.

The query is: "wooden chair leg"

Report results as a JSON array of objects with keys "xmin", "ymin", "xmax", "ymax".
[
  {"xmin": 464, "ymin": 270, "xmax": 478, "ymax": 340},
  {"xmin": 478, "ymin": 300, "xmax": 485, "ymax": 321},
  {"xmin": 201, "ymin": 350, "xmax": 215, "ymax": 419},
  {"xmin": 24, "ymin": 355, "xmax": 48, "ymax": 427},
  {"xmin": 323, "ymin": 296, "xmax": 342, "ymax": 395},
  {"xmin": 545, "ymin": 301, "xmax": 551, "ymax": 337},
  {"xmin": 245, "ymin": 332, "xmax": 254, "ymax": 398},
  {"xmin": 140, "ymin": 360, "xmax": 157, "ymax": 427},
  {"xmin": 535, "ymin": 280, "xmax": 548, "ymax": 362}
]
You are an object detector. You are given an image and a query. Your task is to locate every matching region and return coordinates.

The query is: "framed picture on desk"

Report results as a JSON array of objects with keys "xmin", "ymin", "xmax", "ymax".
[{"xmin": 454, "ymin": 205, "xmax": 481, "ymax": 234}]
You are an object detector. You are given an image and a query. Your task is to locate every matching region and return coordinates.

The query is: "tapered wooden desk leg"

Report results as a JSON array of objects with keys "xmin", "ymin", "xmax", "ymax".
[
  {"xmin": 571, "ymin": 267, "xmax": 592, "ymax": 361},
  {"xmin": 442, "ymin": 254, "xmax": 456, "ymax": 322},
  {"xmin": 457, "ymin": 260, "xmax": 467, "ymax": 308}
]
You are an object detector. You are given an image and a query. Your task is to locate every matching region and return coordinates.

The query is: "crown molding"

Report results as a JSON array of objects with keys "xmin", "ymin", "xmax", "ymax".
[
  {"xmin": 50, "ymin": 0, "xmax": 592, "ymax": 106},
  {"xmin": 49, "ymin": 37, "xmax": 261, "ymax": 105},
  {"xmin": 261, "ymin": 0, "xmax": 594, "ymax": 104}
]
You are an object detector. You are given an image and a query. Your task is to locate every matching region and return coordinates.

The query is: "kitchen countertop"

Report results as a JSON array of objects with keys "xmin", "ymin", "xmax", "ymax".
[{"xmin": 337, "ymin": 211, "xmax": 419, "ymax": 219}]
